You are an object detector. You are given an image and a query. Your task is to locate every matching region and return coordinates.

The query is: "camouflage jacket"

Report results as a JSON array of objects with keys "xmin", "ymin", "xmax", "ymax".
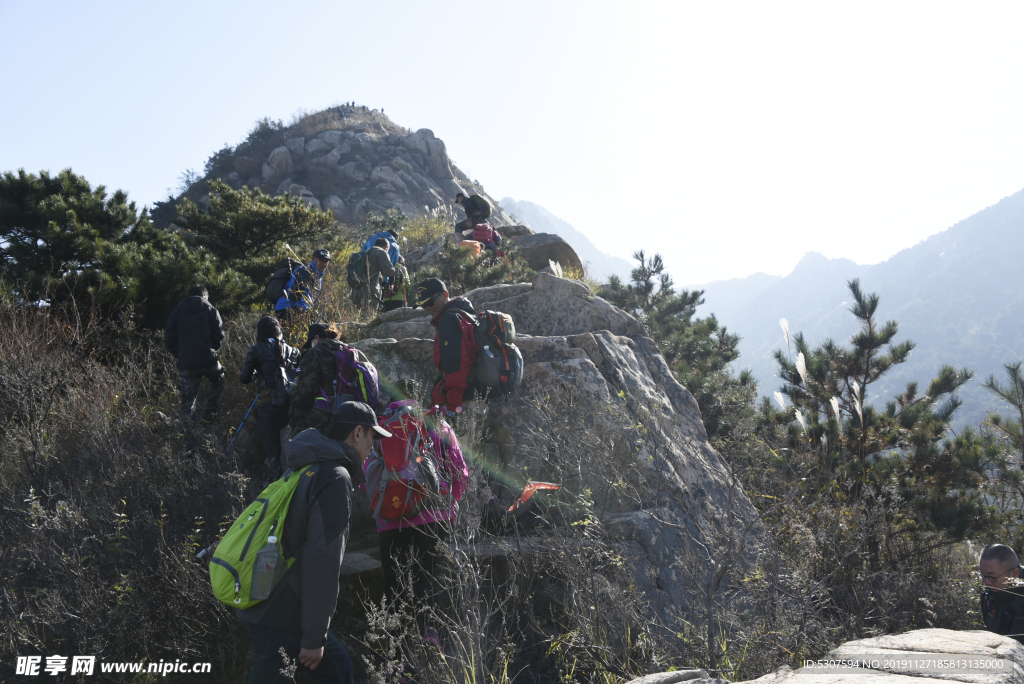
[{"xmin": 289, "ymin": 338, "xmax": 345, "ymax": 429}]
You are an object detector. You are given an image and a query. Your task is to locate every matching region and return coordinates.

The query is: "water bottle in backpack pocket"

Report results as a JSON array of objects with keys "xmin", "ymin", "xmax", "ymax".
[
  {"xmin": 250, "ymin": 536, "xmax": 286, "ymax": 600},
  {"xmin": 472, "ymin": 311, "xmax": 523, "ymax": 397},
  {"xmin": 209, "ymin": 467, "xmax": 312, "ymax": 609}
]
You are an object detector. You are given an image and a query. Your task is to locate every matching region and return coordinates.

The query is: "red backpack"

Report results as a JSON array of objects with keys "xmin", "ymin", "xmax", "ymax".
[
  {"xmin": 472, "ymin": 223, "xmax": 496, "ymax": 243},
  {"xmin": 364, "ymin": 404, "xmax": 452, "ymax": 521}
]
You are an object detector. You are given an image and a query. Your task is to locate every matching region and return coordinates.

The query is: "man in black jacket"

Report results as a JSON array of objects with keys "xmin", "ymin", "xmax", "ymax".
[
  {"xmin": 454, "ymin": 192, "xmax": 491, "ymax": 232},
  {"xmin": 239, "ymin": 402, "xmax": 391, "ymax": 683},
  {"xmin": 164, "ymin": 285, "xmax": 226, "ymax": 429},
  {"xmin": 240, "ymin": 316, "xmax": 301, "ymax": 475},
  {"xmin": 979, "ymin": 543, "xmax": 1024, "ymax": 644}
]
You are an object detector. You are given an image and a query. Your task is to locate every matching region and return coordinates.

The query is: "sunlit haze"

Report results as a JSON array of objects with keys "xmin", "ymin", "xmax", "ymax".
[{"xmin": 2, "ymin": 1, "xmax": 1022, "ymax": 283}]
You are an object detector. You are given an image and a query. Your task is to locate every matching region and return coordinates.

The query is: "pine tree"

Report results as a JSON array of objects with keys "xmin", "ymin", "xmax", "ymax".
[
  {"xmin": 175, "ymin": 181, "xmax": 335, "ymax": 262},
  {"xmin": 983, "ymin": 362, "xmax": 1024, "ymax": 464},
  {"xmin": 0, "ymin": 169, "xmax": 146, "ymax": 294},
  {"xmin": 766, "ymin": 279, "xmax": 995, "ymax": 544},
  {"xmin": 600, "ymin": 251, "xmax": 755, "ymax": 437}
]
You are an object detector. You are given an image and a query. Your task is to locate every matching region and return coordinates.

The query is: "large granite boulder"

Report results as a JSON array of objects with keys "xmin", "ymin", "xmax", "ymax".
[
  {"xmin": 323, "ymin": 195, "xmax": 346, "ymax": 218},
  {"xmin": 348, "ymin": 271, "xmax": 753, "ymax": 626},
  {"xmin": 262, "ymin": 146, "xmax": 293, "ymax": 185},
  {"xmin": 639, "ymin": 629, "xmax": 1024, "ymax": 684},
  {"xmin": 285, "ymin": 137, "xmax": 305, "ymax": 159},
  {"xmin": 514, "ymin": 232, "xmax": 584, "ymax": 273}
]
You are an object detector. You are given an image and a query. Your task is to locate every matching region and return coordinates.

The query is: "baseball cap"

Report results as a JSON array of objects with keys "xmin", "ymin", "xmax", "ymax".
[
  {"xmin": 414, "ymin": 278, "xmax": 447, "ymax": 307},
  {"xmin": 328, "ymin": 402, "xmax": 392, "ymax": 439},
  {"xmin": 302, "ymin": 322, "xmax": 333, "ymax": 350},
  {"xmin": 313, "ymin": 249, "xmax": 331, "ymax": 261}
]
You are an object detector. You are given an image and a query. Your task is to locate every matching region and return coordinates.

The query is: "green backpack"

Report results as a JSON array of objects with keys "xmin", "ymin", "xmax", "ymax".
[{"xmin": 209, "ymin": 466, "xmax": 313, "ymax": 609}]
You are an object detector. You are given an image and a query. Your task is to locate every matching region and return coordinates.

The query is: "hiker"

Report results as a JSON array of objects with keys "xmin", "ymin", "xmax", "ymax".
[
  {"xmin": 979, "ymin": 543, "xmax": 1024, "ymax": 643},
  {"xmin": 471, "ymin": 222, "xmax": 503, "ymax": 258},
  {"xmin": 239, "ymin": 316, "xmax": 301, "ymax": 475},
  {"xmin": 454, "ymin": 192, "xmax": 491, "ymax": 232},
  {"xmin": 289, "ymin": 323, "xmax": 380, "ymax": 433},
  {"xmin": 367, "ymin": 401, "xmax": 468, "ymax": 627},
  {"xmin": 381, "ymin": 256, "xmax": 409, "ymax": 312},
  {"xmin": 349, "ymin": 238, "xmax": 396, "ymax": 311},
  {"xmin": 275, "ymin": 249, "xmax": 331, "ymax": 319},
  {"xmin": 362, "ymin": 227, "xmax": 401, "ymax": 266},
  {"xmin": 239, "ymin": 402, "xmax": 391, "ymax": 683},
  {"xmin": 289, "ymin": 323, "xmax": 345, "ymax": 433},
  {"xmin": 414, "ymin": 278, "xmax": 480, "ymax": 414},
  {"xmin": 164, "ymin": 285, "xmax": 226, "ymax": 430}
]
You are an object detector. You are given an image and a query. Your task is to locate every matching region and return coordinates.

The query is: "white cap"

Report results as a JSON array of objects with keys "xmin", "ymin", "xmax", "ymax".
[{"xmin": 267, "ymin": 536, "xmax": 278, "ymax": 544}]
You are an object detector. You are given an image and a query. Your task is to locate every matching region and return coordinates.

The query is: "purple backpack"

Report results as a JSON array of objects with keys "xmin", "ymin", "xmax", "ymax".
[{"xmin": 313, "ymin": 345, "xmax": 380, "ymax": 411}]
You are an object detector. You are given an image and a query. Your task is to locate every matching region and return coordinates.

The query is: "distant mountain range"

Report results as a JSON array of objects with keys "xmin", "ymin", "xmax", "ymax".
[
  {"xmin": 692, "ymin": 186, "xmax": 1024, "ymax": 427},
  {"xmin": 500, "ymin": 198, "xmax": 634, "ymax": 281}
]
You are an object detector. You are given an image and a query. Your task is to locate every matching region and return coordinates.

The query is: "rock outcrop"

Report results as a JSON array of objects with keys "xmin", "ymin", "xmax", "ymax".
[
  {"xmin": 343, "ymin": 271, "xmax": 758, "ymax": 625},
  {"xmin": 202, "ymin": 109, "xmax": 514, "ymax": 225},
  {"xmin": 664, "ymin": 629, "xmax": 1024, "ymax": 684},
  {"xmin": 404, "ymin": 224, "xmax": 585, "ymax": 275},
  {"xmin": 515, "ymin": 232, "xmax": 584, "ymax": 273}
]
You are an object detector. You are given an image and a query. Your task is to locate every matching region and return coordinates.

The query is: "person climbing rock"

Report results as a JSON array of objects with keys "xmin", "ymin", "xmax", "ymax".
[
  {"xmin": 239, "ymin": 402, "xmax": 391, "ymax": 683},
  {"xmin": 362, "ymin": 227, "xmax": 401, "ymax": 266},
  {"xmin": 414, "ymin": 278, "xmax": 481, "ymax": 415},
  {"xmin": 275, "ymin": 249, "xmax": 331, "ymax": 319},
  {"xmin": 164, "ymin": 285, "xmax": 226, "ymax": 435},
  {"xmin": 239, "ymin": 316, "xmax": 301, "ymax": 475},
  {"xmin": 350, "ymin": 239, "xmax": 396, "ymax": 311},
  {"xmin": 289, "ymin": 323, "xmax": 347, "ymax": 433},
  {"xmin": 381, "ymin": 256, "xmax": 409, "ymax": 312},
  {"xmin": 454, "ymin": 192, "xmax": 491, "ymax": 233}
]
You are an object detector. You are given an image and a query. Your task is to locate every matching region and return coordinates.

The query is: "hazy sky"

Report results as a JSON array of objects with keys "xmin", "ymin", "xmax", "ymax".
[{"xmin": 2, "ymin": 1, "xmax": 1022, "ymax": 284}]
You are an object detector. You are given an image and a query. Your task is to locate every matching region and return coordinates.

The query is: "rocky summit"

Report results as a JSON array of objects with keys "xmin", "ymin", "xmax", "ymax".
[{"xmin": 203, "ymin": 107, "xmax": 514, "ymax": 224}]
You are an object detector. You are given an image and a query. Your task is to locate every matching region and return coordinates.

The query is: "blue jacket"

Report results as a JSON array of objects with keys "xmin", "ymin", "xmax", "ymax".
[
  {"xmin": 362, "ymin": 231, "xmax": 400, "ymax": 266},
  {"xmin": 275, "ymin": 261, "xmax": 324, "ymax": 312}
]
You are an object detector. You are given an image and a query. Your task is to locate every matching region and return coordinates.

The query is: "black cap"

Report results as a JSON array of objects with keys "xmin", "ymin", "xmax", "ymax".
[
  {"xmin": 313, "ymin": 249, "xmax": 331, "ymax": 261},
  {"xmin": 302, "ymin": 322, "xmax": 330, "ymax": 350},
  {"xmin": 327, "ymin": 402, "xmax": 392, "ymax": 439},
  {"xmin": 414, "ymin": 278, "xmax": 447, "ymax": 307}
]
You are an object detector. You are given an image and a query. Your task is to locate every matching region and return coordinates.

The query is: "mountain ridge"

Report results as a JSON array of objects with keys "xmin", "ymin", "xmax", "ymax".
[
  {"xmin": 693, "ymin": 186, "xmax": 1024, "ymax": 426},
  {"xmin": 499, "ymin": 198, "xmax": 633, "ymax": 281}
]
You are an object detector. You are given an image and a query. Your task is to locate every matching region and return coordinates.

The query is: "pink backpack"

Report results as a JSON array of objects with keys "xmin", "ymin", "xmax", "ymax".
[
  {"xmin": 364, "ymin": 403, "xmax": 451, "ymax": 521},
  {"xmin": 472, "ymin": 223, "xmax": 495, "ymax": 243}
]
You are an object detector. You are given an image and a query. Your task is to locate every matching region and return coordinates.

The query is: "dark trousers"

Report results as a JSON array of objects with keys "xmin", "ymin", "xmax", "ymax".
[
  {"xmin": 381, "ymin": 299, "xmax": 406, "ymax": 312},
  {"xmin": 247, "ymin": 623, "xmax": 352, "ymax": 684},
  {"xmin": 258, "ymin": 403, "xmax": 289, "ymax": 472},
  {"xmin": 178, "ymin": 363, "xmax": 225, "ymax": 423},
  {"xmin": 379, "ymin": 522, "xmax": 449, "ymax": 621}
]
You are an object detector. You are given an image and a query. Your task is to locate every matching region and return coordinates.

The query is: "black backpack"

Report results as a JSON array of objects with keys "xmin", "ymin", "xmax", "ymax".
[
  {"xmin": 264, "ymin": 259, "xmax": 301, "ymax": 305},
  {"xmin": 470, "ymin": 310, "xmax": 522, "ymax": 397},
  {"xmin": 346, "ymin": 250, "xmax": 370, "ymax": 290},
  {"xmin": 469, "ymin": 194, "xmax": 492, "ymax": 219}
]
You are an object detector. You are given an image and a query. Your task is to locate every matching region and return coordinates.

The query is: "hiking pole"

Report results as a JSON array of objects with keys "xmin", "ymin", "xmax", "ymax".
[{"xmin": 224, "ymin": 392, "xmax": 259, "ymax": 457}]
